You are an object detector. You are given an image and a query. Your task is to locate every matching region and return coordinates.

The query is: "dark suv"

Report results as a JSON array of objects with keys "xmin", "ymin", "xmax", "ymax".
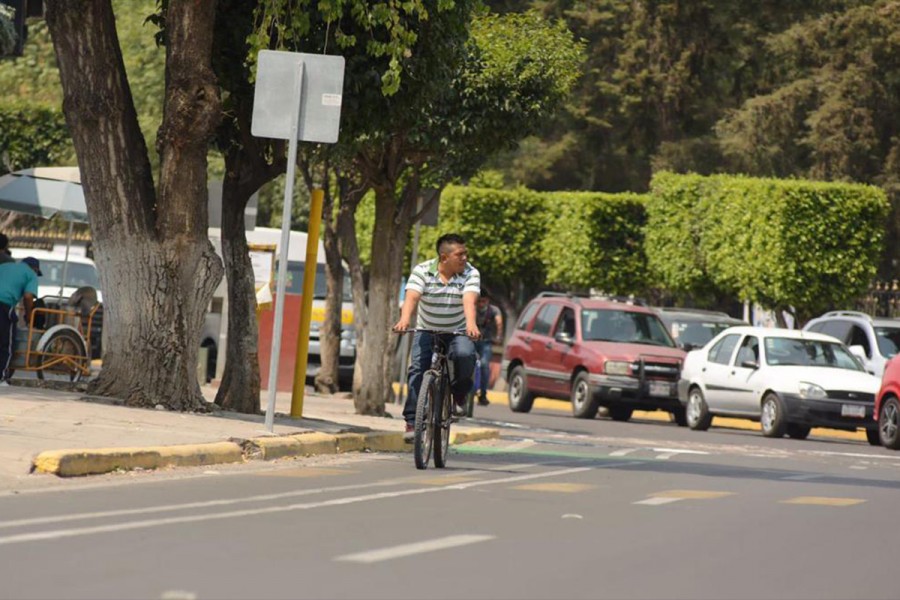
[{"xmin": 501, "ymin": 293, "xmax": 687, "ymax": 423}]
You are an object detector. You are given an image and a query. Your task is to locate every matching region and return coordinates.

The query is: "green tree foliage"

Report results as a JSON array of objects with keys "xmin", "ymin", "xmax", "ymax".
[
  {"xmin": 0, "ymin": 102, "xmax": 72, "ymax": 171},
  {"xmin": 416, "ymin": 186, "xmax": 548, "ymax": 317},
  {"xmin": 648, "ymin": 172, "xmax": 889, "ymax": 323},
  {"xmin": 0, "ymin": 4, "xmax": 15, "ymax": 56},
  {"xmin": 541, "ymin": 191, "xmax": 649, "ymax": 294}
]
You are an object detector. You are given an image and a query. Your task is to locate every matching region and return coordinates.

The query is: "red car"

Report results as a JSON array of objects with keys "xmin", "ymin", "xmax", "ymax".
[
  {"xmin": 501, "ymin": 293, "xmax": 687, "ymax": 422},
  {"xmin": 875, "ymin": 355, "xmax": 900, "ymax": 448}
]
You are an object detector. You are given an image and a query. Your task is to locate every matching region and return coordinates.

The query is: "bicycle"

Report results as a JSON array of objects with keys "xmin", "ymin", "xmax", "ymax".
[{"xmin": 397, "ymin": 328, "xmax": 471, "ymax": 470}]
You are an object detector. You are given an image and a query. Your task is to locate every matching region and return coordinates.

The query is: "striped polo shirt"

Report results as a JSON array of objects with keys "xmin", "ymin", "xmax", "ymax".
[{"xmin": 406, "ymin": 258, "xmax": 481, "ymax": 330}]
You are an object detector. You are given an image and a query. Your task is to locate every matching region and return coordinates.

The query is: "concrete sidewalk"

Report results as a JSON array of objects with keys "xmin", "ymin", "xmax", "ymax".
[{"xmin": 0, "ymin": 382, "xmax": 499, "ymax": 486}]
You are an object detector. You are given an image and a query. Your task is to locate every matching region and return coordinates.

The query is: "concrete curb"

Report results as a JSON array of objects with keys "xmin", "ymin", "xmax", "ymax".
[{"xmin": 31, "ymin": 427, "xmax": 501, "ymax": 477}]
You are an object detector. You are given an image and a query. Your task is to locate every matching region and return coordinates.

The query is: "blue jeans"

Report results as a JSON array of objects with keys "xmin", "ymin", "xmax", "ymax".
[
  {"xmin": 474, "ymin": 340, "xmax": 492, "ymax": 396},
  {"xmin": 403, "ymin": 331, "xmax": 476, "ymax": 424}
]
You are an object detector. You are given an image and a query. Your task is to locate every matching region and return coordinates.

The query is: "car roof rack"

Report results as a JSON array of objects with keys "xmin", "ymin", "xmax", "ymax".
[
  {"xmin": 589, "ymin": 294, "xmax": 648, "ymax": 307},
  {"xmin": 657, "ymin": 306, "xmax": 733, "ymax": 317},
  {"xmin": 536, "ymin": 291, "xmax": 587, "ymax": 302},
  {"xmin": 820, "ymin": 310, "xmax": 873, "ymax": 321}
]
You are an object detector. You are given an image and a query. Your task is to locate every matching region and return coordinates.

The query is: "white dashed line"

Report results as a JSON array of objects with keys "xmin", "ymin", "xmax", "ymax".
[
  {"xmin": 633, "ymin": 497, "xmax": 682, "ymax": 506},
  {"xmin": 335, "ymin": 535, "xmax": 495, "ymax": 563}
]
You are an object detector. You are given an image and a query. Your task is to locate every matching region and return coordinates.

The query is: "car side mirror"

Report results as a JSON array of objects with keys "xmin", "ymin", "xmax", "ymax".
[
  {"xmin": 682, "ymin": 343, "xmax": 696, "ymax": 352},
  {"xmin": 848, "ymin": 345, "xmax": 868, "ymax": 361},
  {"xmin": 556, "ymin": 331, "xmax": 575, "ymax": 345},
  {"xmin": 740, "ymin": 360, "xmax": 759, "ymax": 370}
]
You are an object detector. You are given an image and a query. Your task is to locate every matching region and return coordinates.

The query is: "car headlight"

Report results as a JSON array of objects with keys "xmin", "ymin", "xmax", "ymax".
[
  {"xmin": 605, "ymin": 360, "xmax": 631, "ymax": 376},
  {"xmin": 798, "ymin": 382, "xmax": 827, "ymax": 399}
]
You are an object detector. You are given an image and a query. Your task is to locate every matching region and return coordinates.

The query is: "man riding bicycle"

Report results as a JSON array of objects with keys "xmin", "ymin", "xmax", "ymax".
[{"xmin": 393, "ymin": 233, "xmax": 480, "ymax": 440}]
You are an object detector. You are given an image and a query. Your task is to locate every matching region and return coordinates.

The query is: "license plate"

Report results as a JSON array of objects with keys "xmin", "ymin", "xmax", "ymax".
[
  {"xmin": 649, "ymin": 381, "xmax": 672, "ymax": 397},
  {"xmin": 841, "ymin": 404, "xmax": 866, "ymax": 418}
]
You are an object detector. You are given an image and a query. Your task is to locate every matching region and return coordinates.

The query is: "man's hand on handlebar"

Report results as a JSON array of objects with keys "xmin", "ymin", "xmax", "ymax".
[
  {"xmin": 392, "ymin": 316, "xmax": 411, "ymax": 333},
  {"xmin": 466, "ymin": 323, "xmax": 481, "ymax": 340}
]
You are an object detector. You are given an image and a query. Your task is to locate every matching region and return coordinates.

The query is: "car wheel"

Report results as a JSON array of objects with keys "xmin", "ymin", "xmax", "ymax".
[
  {"xmin": 571, "ymin": 371, "xmax": 599, "ymax": 419},
  {"xmin": 879, "ymin": 397, "xmax": 900, "ymax": 450},
  {"xmin": 786, "ymin": 423, "xmax": 811, "ymax": 440},
  {"xmin": 760, "ymin": 393, "xmax": 787, "ymax": 438},
  {"xmin": 508, "ymin": 366, "xmax": 535, "ymax": 413},
  {"xmin": 608, "ymin": 406, "xmax": 633, "ymax": 422},
  {"xmin": 865, "ymin": 427, "xmax": 880, "ymax": 446},
  {"xmin": 686, "ymin": 387, "xmax": 712, "ymax": 431}
]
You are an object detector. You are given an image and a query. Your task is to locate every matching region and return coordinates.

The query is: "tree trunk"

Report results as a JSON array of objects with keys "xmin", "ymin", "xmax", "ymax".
[
  {"xmin": 314, "ymin": 185, "xmax": 343, "ymax": 394},
  {"xmin": 214, "ymin": 179, "xmax": 260, "ymax": 412},
  {"xmin": 352, "ymin": 182, "xmax": 416, "ymax": 415},
  {"xmin": 46, "ymin": 0, "xmax": 222, "ymax": 410}
]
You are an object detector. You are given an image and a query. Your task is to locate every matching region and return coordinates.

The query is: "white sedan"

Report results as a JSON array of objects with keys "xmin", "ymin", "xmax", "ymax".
[{"xmin": 678, "ymin": 326, "xmax": 880, "ymax": 444}]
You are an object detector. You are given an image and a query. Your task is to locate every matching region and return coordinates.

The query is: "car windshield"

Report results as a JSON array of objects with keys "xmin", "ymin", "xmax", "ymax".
[
  {"xmin": 582, "ymin": 309, "xmax": 676, "ymax": 347},
  {"xmin": 764, "ymin": 337, "xmax": 862, "ymax": 371},
  {"xmin": 667, "ymin": 320, "xmax": 735, "ymax": 348},
  {"xmin": 39, "ymin": 260, "xmax": 101, "ymax": 290},
  {"xmin": 279, "ymin": 261, "xmax": 352, "ymax": 302},
  {"xmin": 875, "ymin": 326, "xmax": 900, "ymax": 359}
]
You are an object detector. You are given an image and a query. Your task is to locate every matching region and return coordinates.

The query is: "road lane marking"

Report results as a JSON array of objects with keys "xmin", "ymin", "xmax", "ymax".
[
  {"xmin": 801, "ymin": 450, "xmax": 900, "ymax": 461},
  {"xmin": 253, "ymin": 468, "xmax": 356, "ymax": 478},
  {"xmin": 781, "ymin": 474, "xmax": 823, "ymax": 481},
  {"xmin": 335, "ymin": 534, "xmax": 494, "ymax": 564},
  {"xmin": 609, "ymin": 449, "xmax": 637, "ymax": 457},
  {"xmin": 780, "ymin": 496, "xmax": 866, "ymax": 507},
  {"xmin": 0, "ymin": 466, "xmax": 591, "ymax": 546},
  {"xmin": 634, "ymin": 497, "xmax": 681, "ymax": 506},
  {"xmin": 512, "ymin": 483, "xmax": 595, "ymax": 493},
  {"xmin": 652, "ymin": 490, "xmax": 734, "ymax": 500},
  {"xmin": 414, "ymin": 476, "xmax": 482, "ymax": 486}
]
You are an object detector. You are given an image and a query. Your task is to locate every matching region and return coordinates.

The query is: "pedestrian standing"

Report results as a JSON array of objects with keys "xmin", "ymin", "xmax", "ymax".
[
  {"xmin": 0, "ymin": 233, "xmax": 13, "ymax": 264},
  {"xmin": 0, "ymin": 256, "xmax": 41, "ymax": 385},
  {"xmin": 474, "ymin": 290, "xmax": 503, "ymax": 405}
]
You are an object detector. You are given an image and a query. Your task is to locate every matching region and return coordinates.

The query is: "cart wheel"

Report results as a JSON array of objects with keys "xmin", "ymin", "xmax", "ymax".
[{"xmin": 36, "ymin": 328, "xmax": 88, "ymax": 383}]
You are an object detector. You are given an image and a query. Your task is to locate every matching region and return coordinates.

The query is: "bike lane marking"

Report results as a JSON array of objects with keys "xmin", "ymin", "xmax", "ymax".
[
  {"xmin": 0, "ymin": 466, "xmax": 591, "ymax": 546},
  {"xmin": 334, "ymin": 534, "xmax": 495, "ymax": 564}
]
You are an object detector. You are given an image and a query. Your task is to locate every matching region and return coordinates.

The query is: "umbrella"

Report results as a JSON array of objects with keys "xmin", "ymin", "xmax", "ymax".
[
  {"xmin": 0, "ymin": 167, "xmax": 88, "ymax": 223},
  {"xmin": 0, "ymin": 167, "xmax": 90, "ymax": 297}
]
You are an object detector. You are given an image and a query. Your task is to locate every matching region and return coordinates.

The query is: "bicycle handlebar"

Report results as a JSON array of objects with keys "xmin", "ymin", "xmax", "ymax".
[{"xmin": 394, "ymin": 328, "xmax": 471, "ymax": 336}]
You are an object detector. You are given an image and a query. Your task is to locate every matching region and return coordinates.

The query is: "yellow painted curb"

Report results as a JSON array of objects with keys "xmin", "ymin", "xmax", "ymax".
[
  {"xmin": 31, "ymin": 427, "xmax": 503, "ymax": 477},
  {"xmin": 449, "ymin": 428, "xmax": 500, "ymax": 444},
  {"xmin": 363, "ymin": 431, "xmax": 409, "ymax": 453},
  {"xmin": 32, "ymin": 441, "xmax": 244, "ymax": 477}
]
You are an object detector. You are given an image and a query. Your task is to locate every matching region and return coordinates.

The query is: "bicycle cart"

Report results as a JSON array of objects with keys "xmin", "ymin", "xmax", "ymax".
[{"xmin": 10, "ymin": 297, "xmax": 100, "ymax": 382}]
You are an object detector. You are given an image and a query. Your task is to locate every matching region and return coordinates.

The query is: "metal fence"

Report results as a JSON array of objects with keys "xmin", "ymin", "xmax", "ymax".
[{"xmin": 856, "ymin": 281, "xmax": 900, "ymax": 318}]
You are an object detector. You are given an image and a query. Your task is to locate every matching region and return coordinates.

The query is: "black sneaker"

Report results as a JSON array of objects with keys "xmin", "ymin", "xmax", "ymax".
[
  {"xmin": 403, "ymin": 422, "xmax": 415, "ymax": 443},
  {"xmin": 477, "ymin": 393, "xmax": 490, "ymax": 406}
]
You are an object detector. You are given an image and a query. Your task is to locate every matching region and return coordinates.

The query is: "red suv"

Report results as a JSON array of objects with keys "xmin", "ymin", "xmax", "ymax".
[
  {"xmin": 875, "ymin": 356, "xmax": 900, "ymax": 449},
  {"xmin": 501, "ymin": 293, "xmax": 687, "ymax": 423}
]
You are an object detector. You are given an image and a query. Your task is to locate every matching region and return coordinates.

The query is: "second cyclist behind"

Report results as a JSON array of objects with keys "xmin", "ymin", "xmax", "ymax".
[{"xmin": 393, "ymin": 233, "xmax": 481, "ymax": 439}]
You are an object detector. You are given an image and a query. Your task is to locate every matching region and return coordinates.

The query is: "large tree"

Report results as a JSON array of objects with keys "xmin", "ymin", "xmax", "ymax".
[
  {"xmin": 45, "ymin": 0, "xmax": 223, "ymax": 409},
  {"xmin": 345, "ymin": 10, "xmax": 583, "ymax": 414}
]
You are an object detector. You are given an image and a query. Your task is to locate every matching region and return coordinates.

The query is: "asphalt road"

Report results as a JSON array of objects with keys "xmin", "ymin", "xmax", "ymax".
[{"xmin": 2, "ymin": 400, "xmax": 899, "ymax": 600}]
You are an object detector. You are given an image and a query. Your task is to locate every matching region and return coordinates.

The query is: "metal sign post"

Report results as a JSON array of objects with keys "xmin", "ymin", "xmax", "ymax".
[{"xmin": 251, "ymin": 51, "xmax": 345, "ymax": 432}]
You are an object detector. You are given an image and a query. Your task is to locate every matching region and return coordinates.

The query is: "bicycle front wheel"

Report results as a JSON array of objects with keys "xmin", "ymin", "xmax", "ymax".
[
  {"xmin": 414, "ymin": 371, "xmax": 437, "ymax": 470},
  {"xmin": 434, "ymin": 381, "xmax": 451, "ymax": 468}
]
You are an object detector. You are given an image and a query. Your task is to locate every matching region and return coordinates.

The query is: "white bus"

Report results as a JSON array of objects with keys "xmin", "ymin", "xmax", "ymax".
[{"xmin": 205, "ymin": 227, "xmax": 355, "ymax": 389}]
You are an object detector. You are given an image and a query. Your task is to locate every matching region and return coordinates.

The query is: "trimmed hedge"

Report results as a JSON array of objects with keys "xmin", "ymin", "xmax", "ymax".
[
  {"xmin": 647, "ymin": 171, "xmax": 889, "ymax": 319},
  {"xmin": 541, "ymin": 191, "xmax": 649, "ymax": 294}
]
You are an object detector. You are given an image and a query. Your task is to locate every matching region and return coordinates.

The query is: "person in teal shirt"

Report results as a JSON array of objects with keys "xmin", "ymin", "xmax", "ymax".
[{"xmin": 0, "ymin": 257, "xmax": 41, "ymax": 385}]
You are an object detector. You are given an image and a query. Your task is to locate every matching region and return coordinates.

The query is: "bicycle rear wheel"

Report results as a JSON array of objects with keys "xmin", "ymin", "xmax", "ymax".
[
  {"xmin": 414, "ymin": 372, "xmax": 437, "ymax": 470},
  {"xmin": 434, "ymin": 380, "xmax": 451, "ymax": 468}
]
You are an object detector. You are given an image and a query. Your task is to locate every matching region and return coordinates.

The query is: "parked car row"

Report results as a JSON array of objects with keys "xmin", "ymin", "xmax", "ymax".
[{"xmin": 502, "ymin": 292, "xmax": 900, "ymax": 449}]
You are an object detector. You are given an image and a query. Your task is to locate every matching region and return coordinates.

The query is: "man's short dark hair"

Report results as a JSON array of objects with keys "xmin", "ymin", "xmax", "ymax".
[
  {"xmin": 436, "ymin": 233, "xmax": 465, "ymax": 256},
  {"xmin": 0, "ymin": 233, "xmax": 8, "ymax": 250}
]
